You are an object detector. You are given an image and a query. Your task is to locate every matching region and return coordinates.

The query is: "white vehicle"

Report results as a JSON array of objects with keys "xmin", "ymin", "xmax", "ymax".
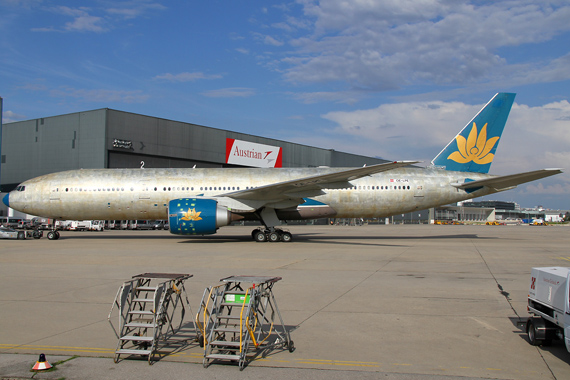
[
  {"xmin": 128, "ymin": 220, "xmax": 153, "ymax": 230},
  {"xmin": 68, "ymin": 220, "xmax": 104, "ymax": 231},
  {"xmin": 526, "ymin": 267, "xmax": 570, "ymax": 352},
  {"xmin": 107, "ymin": 220, "xmax": 120, "ymax": 229}
]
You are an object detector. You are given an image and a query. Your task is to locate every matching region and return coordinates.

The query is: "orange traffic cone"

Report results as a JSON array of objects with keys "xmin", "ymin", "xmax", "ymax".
[{"xmin": 32, "ymin": 353, "xmax": 52, "ymax": 371}]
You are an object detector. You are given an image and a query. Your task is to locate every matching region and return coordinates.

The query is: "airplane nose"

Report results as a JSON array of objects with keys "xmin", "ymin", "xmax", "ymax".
[{"xmin": 2, "ymin": 193, "xmax": 9, "ymax": 208}]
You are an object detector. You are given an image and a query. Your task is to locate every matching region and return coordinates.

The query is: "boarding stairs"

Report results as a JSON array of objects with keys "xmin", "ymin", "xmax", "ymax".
[
  {"xmin": 108, "ymin": 273, "xmax": 194, "ymax": 364},
  {"xmin": 197, "ymin": 276, "xmax": 294, "ymax": 370}
]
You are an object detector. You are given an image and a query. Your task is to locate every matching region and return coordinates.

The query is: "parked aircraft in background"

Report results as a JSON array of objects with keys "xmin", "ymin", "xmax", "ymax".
[{"xmin": 2, "ymin": 93, "xmax": 562, "ymax": 241}]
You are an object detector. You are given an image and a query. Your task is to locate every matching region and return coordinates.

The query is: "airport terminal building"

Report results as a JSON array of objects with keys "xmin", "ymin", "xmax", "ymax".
[{"xmin": 1, "ymin": 108, "xmax": 388, "ymax": 216}]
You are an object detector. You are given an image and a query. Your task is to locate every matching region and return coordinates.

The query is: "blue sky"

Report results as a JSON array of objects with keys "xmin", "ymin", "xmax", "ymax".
[{"xmin": 1, "ymin": 0, "xmax": 569, "ymax": 209}]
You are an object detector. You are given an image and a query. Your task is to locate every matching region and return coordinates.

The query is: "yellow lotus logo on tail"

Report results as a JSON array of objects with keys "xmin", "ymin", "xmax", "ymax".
[
  {"xmin": 181, "ymin": 208, "xmax": 202, "ymax": 221},
  {"xmin": 447, "ymin": 122, "xmax": 499, "ymax": 165}
]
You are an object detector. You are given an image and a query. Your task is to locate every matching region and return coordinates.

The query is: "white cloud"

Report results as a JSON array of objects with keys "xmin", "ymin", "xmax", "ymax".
[
  {"xmin": 106, "ymin": 3, "xmax": 167, "ymax": 20},
  {"xmin": 154, "ymin": 72, "xmax": 223, "ymax": 82},
  {"xmin": 274, "ymin": 1, "xmax": 570, "ymax": 90},
  {"xmin": 2, "ymin": 110, "xmax": 27, "ymax": 123},
  {"xmin": 201, "ymin": 88, "xmax": 255, "ymax": 98},
  {"xmin": 64, "ymin": 14, "xmax": 106, "ymax": 32},
  {"xmin": 521, "ymin": 182, "xmax": 570, "ymax": 196},
  {"xmin": 50, "ymin": 87, "xmax": 149, "ymax": 103},
  {"xmin": 291, "ymin": 91, "xmax": 360, "ymax": 104},
  {"xmin": 264, "ymin": 35, "xmax": 284, "ymax": 46},
  {"xmin": 31, "ymin": 3, "xmax": 166, "ymax": 33},
  {"xmin": 320, "ymin": 97, "xmax": 570, "ymax": 183}
]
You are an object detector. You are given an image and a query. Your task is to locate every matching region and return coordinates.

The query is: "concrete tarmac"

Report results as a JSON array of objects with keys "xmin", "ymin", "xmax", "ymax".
[{"xmin": 1, "ymin": 224, "xmax": 569, "ymax": 379}]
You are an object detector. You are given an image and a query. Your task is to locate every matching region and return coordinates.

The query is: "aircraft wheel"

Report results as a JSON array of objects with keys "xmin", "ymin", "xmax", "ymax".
[
  {"xmin": 288, "ymin": 340, "xmax": 295, "ymax": 352},
  {"xmin": 526, "ymin": 319, "xmax": 541, "ymax": 346},
  {"xmin": 254, "ymin": 230, "xmax": 267, "ymax": 242},
  {"xmin": 268, "ymin": 231, "xmax": 280, "ymax": 242},
  {"xmin": 55, "ymin": 231, "xmax": 60, "ymax": 240},
  {"xmin": 33, "ymin": 230, "xmax": 43, "ymax": 239},
  {"xmin": 281, "ymin": 232, "xmax": 292, "ymax": 242},
  {"xmin": 47, "ymin": 231, "xmax": 56, "ymax": 240}
]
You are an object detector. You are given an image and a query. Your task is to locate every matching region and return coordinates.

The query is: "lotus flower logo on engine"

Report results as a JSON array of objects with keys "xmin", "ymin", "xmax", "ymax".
[{"xmin": 181, "ymin": 208, "xmax": 202, "ymax": 221}]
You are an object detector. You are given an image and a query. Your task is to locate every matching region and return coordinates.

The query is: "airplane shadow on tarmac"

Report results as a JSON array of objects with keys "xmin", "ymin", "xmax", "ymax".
[
  {"xmin": 176, "ymin": 232, "xmax": 493, "ymax": 246},
  {"xmin": 53, "ymin": 232, "xmax": 493, "ymax": 248}
]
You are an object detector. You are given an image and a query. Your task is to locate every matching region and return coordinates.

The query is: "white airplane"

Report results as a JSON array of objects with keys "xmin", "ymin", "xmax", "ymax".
[{"xmin": 2, "ymin": 93, "xmax": 562, "ymax": 241}]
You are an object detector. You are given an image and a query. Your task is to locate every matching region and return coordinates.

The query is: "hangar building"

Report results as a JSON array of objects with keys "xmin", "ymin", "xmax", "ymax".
[{"xmin": 0, "ymin": 108, "xmax": 388, "ymax": 200}]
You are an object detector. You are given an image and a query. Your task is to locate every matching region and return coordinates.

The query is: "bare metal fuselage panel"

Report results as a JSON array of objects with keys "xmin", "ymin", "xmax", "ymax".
[{"xmin": 8, "ymin": 167, "xmax": 505, "ymax": 221}]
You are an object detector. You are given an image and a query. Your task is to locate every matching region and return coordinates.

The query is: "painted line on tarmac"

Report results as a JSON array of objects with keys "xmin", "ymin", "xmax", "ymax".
[
  {"xmin": 294, "ymin": 358, "xmax": 381, "ymax": 367},
  {"xmin": 0, "ymin": 344, "xmax": 113, "ymax": 354},
  {"xmin": 0, "ymin": 344, "xmax": 530, "ymax": 375}
]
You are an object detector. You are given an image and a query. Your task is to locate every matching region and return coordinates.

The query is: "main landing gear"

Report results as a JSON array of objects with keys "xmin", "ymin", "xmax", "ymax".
[
  {"xmin": 47, "ymin": 230, "xmax": 61, "ymax": 240},
  {"xmin": 252, "ymin": 207, "xmax": 293, "ymax": 242},
  {"xmin": 251, "ymin": 228, "xmax": 292, "ymax": 243}
]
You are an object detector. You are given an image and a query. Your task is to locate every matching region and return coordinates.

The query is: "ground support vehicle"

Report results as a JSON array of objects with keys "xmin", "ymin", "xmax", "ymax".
[
  {"xmin": 68, "ymin": 220, "xmax": 104, "ymax": 231},
  {"xmin": 526, "ymin": 266, "xmax": 570, "ymax": 352},
  {"xmin": 128, "ymin": 220, "xmax": 154, "ymax": 230},
  {"xmin": 0, "ymin": 226, "xmax": 27, "ymax": 239}
]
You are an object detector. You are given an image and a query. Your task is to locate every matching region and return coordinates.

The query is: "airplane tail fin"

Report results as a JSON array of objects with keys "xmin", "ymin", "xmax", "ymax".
[{"xmin": 431, "ymin": 93, "xmax": 516, "ymax": 173}]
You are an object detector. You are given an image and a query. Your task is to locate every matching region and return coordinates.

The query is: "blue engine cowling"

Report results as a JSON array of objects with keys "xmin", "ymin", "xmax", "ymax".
[{"xmin": 168, "ymin": 198, "xmax": 231, "ymax": 235}]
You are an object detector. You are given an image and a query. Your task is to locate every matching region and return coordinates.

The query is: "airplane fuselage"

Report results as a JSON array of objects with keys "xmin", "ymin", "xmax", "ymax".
[{"xmin": 6, "ymin": 167, "xmax": 496, "ymax": 221}]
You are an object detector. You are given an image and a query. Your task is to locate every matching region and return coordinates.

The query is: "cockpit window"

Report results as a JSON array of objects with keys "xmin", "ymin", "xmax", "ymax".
[{"xmin": 16, "ymin": 186, "xmax": 26, "ymax": 191}]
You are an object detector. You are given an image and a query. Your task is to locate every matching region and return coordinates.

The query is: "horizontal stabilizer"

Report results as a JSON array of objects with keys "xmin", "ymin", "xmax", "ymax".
[{"xmin": 452, "ymin": 168, "xmax": 563, "ymax": 192}]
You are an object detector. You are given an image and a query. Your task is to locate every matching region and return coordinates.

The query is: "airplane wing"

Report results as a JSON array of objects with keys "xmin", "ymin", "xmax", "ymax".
[
  {"xmin": 223, "ymin": 161, "xmax": 419, "ymax": 202},
  {"xmin": 452, "ymin": 168, "xmax": 563, "ymax": 192}
]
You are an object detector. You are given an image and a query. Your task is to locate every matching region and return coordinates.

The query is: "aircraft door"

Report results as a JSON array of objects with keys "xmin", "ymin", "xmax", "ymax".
[
  {"xmin": 138, "ymin": 180, "xmax": 151, "ymax": 200},
  {"xmin": 49, "ymin": 181, "xmax": 61, "ymax": 201},
  {"xmin": 414, "ymin": 181, "xmax": 425, "ymax": 199}
]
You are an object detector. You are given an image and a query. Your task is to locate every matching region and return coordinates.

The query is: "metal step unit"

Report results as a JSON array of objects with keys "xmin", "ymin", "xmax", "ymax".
[
  {"xmin": 108, "ymin": 273, "xmax": 196, "ymax": 364},
  {"xmin": 197, "ymin": 275, "xmax": 295, "ymax": 370}
]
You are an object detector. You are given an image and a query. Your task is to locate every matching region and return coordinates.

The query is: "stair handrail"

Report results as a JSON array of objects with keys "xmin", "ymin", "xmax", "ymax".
[
  {"xmin": 239, "ymin": 286, "xmax": 254, "ymax": 352},
  {"xmin": 199, "ymin": 284, "xmax": 225, "ymax": 348}
]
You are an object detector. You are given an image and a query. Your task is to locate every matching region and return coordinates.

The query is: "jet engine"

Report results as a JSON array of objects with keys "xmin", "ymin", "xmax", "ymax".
[{"xmin": 168, "ymin": 198, "xmax": 232, "ymax": 235}]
